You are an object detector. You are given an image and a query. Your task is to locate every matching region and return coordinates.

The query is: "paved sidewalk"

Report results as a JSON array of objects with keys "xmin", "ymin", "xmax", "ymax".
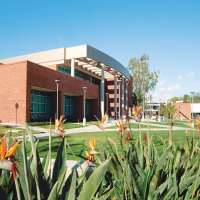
[{"xmin": 0, "ymin": 120, "xmax": 194, "ymax": 141}]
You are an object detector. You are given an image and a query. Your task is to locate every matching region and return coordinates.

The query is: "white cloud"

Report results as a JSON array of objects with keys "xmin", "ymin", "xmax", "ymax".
[
  {"xmin": 151, "ymin": 70, "xmax": 196, "ymax": 102},
  {"xmin": 177, "ymin": 75, "xmax": 183, "ymax": 80},
  {"xmin": 166, "ymin": 84, "xmax": 181, "ymax": 92},
  {"xmin": 152, "ymin": 82, "xmax": 182, "ymax": 102},
  {"xmin": 186, "ymin": 71, "xmax": 195, "ymax": 78},
  {"xmin": 177, "ymin": 71, "xmax": 195, "ymax": 80}
]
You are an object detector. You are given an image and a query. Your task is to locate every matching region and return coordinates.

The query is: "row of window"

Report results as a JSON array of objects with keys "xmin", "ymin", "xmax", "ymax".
[
  {"xmin": 31, "ymin": 90, "xmax": 93, "ymax": 121},
  {"xmin": 57, "ymin": 66, "xmax": 100, "ymax": 85}
]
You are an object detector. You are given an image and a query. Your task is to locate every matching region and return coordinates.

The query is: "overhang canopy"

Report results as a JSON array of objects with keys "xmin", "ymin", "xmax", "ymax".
[{"xmin": 0, "ymin": 44, "xmax": 130, "ymax": 79}]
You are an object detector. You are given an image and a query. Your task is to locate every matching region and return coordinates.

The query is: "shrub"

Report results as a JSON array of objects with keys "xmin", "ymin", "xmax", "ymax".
[{"xmin": 0, "ymin": 124, "xmax": 199, "ymax": 199}]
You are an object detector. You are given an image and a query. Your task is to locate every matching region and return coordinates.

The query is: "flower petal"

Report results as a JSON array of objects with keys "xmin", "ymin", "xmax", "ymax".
[
  {"xmin": 0, "ymin": 137, "xmax": 7, "ymax": 160},
  {"xmin": 5, "ymin": 140, "xmax": 18, "ymax": 158}
]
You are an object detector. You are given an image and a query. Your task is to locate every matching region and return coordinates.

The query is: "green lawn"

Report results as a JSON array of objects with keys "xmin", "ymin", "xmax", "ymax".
[
  {"xmin": 107, "ymin": 122, "xmax": 164, "ymax": 129},
  {"xmin": 29, "ymin": 121, "xmax": 98, "ymax": 129},
  {"xmin": 34, "ymin": 129, "xmax": 199, "ymax": 160},
  {"xmin": 0, "ymin": 125, "xmax": 28, "ymax": 137},
  {"xmin": 149, "ymin": 120, "xmax": 192, "ymax": 128},
  {"xmin": 0, "ymin": 125, "xmax": 40, "ymax": 137}
]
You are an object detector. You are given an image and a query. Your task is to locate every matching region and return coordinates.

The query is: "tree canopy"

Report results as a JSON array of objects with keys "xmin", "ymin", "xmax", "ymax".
[
  {"xmin": 170, "ymin": 92, "xmax": 200, "ymax": 103},
  {"xmin": 128, "ymin": 54, "xmax": 159, "ymax": 103}
]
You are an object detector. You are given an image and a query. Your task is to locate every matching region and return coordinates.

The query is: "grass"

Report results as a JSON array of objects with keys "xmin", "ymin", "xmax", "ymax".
[
  {"xmin": 0, "ymin": 125, "xmax": 40, "ymax": 137},
  {"xmin": 0, "ymin": 125, "xmax": 28, "ymax": 137},
  {"xmin": 107, "ymin": 122, "xmax": 164, "ymax": 129},
  {"xmin": 149, "ymin": 120, "xmax": 192, "ymax": 128},
  {"xmin": 34, "ymin": 128, "xmax": 200, "ymax": 160}
]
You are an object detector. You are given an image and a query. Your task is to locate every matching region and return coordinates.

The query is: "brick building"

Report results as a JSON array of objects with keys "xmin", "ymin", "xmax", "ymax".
[
  {"xmin": 0, "ymin": 45, "xmax": 132, "ymax": 123},
  {"xmin": 174, "ymin": 101, "xmax": 200, "ymax": 120}
]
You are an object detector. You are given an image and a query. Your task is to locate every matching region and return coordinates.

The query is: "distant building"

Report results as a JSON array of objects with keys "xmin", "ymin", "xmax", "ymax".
[
  {"xmin": 145, "ymin": 102, "xmax": 160, "ymax": 119},
  {"xmin": 174, "ymin": 101, "xmax": 200, "ymax": 120}
]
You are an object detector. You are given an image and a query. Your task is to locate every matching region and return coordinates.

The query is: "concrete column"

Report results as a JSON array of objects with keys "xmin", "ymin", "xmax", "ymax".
[
  {"xmin": 121, "ymin": 78, "xmax": 125, "ymax": 116},
  {"xmin": 114, "ymin": 74, "xmax": 117, "ymax": 119},
  {"xmin": 100, "ymin": 67, "xmax": 105, "ymax": 117},
  {"xmin": 125, "ymin": 80, "xmax": 128, "ymax": 113},
  {"xmin": 71, "ymin": 58, "xmax": 75, "ymax": 77},
  {"xmin": 118, "ymin": 80, "xmax": 121, "ymax": 119}
]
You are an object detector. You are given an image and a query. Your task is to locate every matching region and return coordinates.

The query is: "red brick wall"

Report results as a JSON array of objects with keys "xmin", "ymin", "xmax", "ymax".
[
  {"xmin": 0, "ymin": 61, "xmax": 28, "ymax": 123},
  {"xmin": 0, "ymin": 60, "xmax": 132, "ymax": 123},
  {"xmin": 174, "ymin": 102, "xmax": 191, "ymax": 120},
  {"xmin": 27, "ymin": 61, "xmax": 99, "ymax": 121}
]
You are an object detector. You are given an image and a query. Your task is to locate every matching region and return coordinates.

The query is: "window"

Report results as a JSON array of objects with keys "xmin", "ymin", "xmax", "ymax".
[
  {"xmin": 58, "ymin": 66, "xmax": 100, "ymax": 85},
  {"xmin": 57, "ymin": 66, "xmax": 71, "ymax": 74},
  {"xmin": 64, "ymin": 96, "xmax": 74, "ymax": 120},
  {"xmin": 31, "ymin": 90, "xmax": 51, "ymax": 121}
]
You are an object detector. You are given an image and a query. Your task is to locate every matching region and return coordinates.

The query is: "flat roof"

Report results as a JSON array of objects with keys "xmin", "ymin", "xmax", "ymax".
[
  {"xmin": 191, "ymin": 103, "xmax": 200, "ymax": 113},
  {"xmin": 0, "ymin": 44, "xmax": 130, "ymax": 79}
]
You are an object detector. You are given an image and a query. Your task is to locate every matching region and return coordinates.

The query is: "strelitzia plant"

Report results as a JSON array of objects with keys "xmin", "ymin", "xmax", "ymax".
[
  {"xmin": 106, "ymin": 127, "xmax": 200, "ymax": 200},
  {"xmin": 95, "ymin": 114, "xmax": 109, "ymax": 130},
  {"xmin": 55, "ymin": 114, "xmax": 65, "ymax": 138},
  {"xmin": 0, "ymin": 124, "xmax": 113, "ymax": 200},
  {"xmin": 85, "ymin": 138, "xmax": 97, "ymax": 162},
  {"xmin": 132, "ymin": 104, "xmax": 142, "ymax": 122},
  {"xmin": 0, "ymin": 136, "xmax": 18, "ymax": 178}
]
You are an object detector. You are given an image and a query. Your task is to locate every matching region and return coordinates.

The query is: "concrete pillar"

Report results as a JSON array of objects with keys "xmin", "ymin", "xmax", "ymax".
[
  {"xmin": 114, "ymin": 74, "xmax": 117, "ymax": 119},
  {"xmin": 71, "ymin": 58, "xmax": 75, "ymax": 77},
  {"xmin": 118, "ymin": 80, "xmax": 121, "ymax": 119},
  {"xmin": 125, "ymin": 80, "xmax": 128, "ymax": 114},
  {"xmin": 121, "ymin": 78, "xmax": 125, "ymax": 116},
  {"xmin": 100, "ymin": 67, "xmax": 105, "ymax": 117}
]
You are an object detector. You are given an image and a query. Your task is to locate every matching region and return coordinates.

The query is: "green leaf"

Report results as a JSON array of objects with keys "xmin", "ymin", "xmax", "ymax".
[
  {"xmin": 52, "ymin": 138, "xmax": 66, "ymax": 186},
  {"xmin": 65, "ymin": 169, "xmax": 77, "ymax": 200},
  {"xmin": 77, "ymin": 159, "xmax": 111, "ymax": 200}
]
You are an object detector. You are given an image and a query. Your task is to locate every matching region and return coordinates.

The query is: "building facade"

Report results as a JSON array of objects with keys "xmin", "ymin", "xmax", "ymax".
[
  {"xmin": 0, "ymin": 45, "xmax": 132, "ymax": 123},
  {"xmin": 174, "ymin": 101, "xmax": 200, "ymax": 120}
]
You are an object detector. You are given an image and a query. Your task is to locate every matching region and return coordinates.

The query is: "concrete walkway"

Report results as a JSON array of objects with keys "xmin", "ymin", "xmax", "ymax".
[{"xmin": 0, "ymin": 120, "xmax": 194, "ymax": 141}]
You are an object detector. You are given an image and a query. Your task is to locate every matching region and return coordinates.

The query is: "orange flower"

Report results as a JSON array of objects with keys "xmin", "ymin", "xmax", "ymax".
[
  {"xmin": 55, "ymin": 114, "xmax": 65, "ymax": 137},
  {"xmin": 85, "ymin": 138, "xmax": 97, "ymax": 162},
  {"xmin": 116, "ymin": 120, "xmax": 127, "ymax": 135},
  {"xmin": 0, "ymin": 137, "xmax": 19, "ymax": 179},
  {"xmin": 5, "ymin": 139, "xmax": 18, "ymax": 159},
  {"xmin": 88, "ymin": 138, "xmax": 96, "ymax": 151},
  {"xmin": 143, "ymin": 133, "xmax": 148, "ymax": 143},
  {"xmin": 97, "ymin": 114, "xmax": 108, "ymax": 130},
  {"xmin": 0, "ymin": 136, "xmax": 7, "ymax": 160},
  {"xmin": 132, "ymin": 105, "xmax": 142, "ymax": 122},
  {"xmin": 125, "ymin": 131, "xmax": 132, "ymax": 143}
]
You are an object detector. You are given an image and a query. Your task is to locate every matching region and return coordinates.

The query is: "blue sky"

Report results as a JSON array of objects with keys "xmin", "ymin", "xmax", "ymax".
[{"xmin": 1, "ymin": 0, "xmax": 200, "ymax": 101}]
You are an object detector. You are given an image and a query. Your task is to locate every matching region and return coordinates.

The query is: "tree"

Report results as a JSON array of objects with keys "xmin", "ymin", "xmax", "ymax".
[
  {"xmin": 183, "ymin": 94, "xmax": 190, "ymax": 103},
  {"xmin": 128, "ymin": 54, "xmax": 159, "ymax": 103},
  {"xmin": 170, "ymin": 96, "xmax": 180, "ymax": 103},
  {"xmin": 170, "ymin": 92, "xmax": 200, "ymax": 103},
  {"xmin": 164, "ymin": 102, "xmax": 176, "ymax": 120}
]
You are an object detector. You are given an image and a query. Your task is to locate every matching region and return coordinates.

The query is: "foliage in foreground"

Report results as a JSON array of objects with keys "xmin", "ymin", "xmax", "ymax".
[{"xmin": 0, "ymin": 127, "xmax": 199, "ymax": 199}]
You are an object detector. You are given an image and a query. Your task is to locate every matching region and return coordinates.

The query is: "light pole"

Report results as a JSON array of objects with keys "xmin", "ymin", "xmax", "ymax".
[
  {"xmin": 190, "ymin": 92, "xmax": 195, "ymax": 119},
  {"xmin": 190, "ymin": 91, "xmax": 195, "ymax": 127},
  {"xmin": 82, "ymin": 87, "xmax": 87, "ymax": 126},
  {"xmin": 55, "ymin": 79, "xmax": 60, "ymax": 119}
]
